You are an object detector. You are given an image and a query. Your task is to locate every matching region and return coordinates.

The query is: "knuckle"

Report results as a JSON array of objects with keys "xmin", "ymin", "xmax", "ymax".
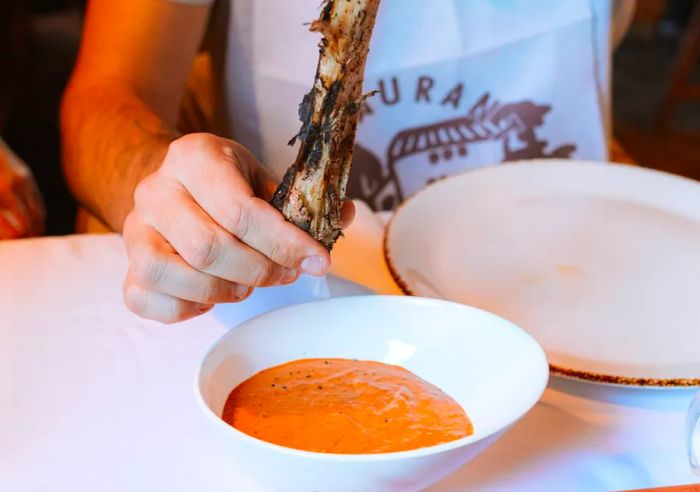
[
  {"xmin": 168, "ymin": 133, "xmax": 215, "ymax": 158},
  {"xmin": 183, "ymin": 230, "xmax": 222, "ymax": 271},
  {"xmin": 248, "ymin": 259, "xmax": 274, "ymax": 286},
  {"xmin": 195, "ymin": 276, "xmax": 225, "ymax": 303},
  {"xmin": 224, "ymin": 201, "xmax": 249, "ymax": 237},
  {"xmin": 133, "ymin": 176, "xmax": 158, "ymax": 206},
  {"xmin": 268, "ymin": 240, "xmax": 295, "ymax": 267},
  {"xmin": 166, "ymin": 136, "xmax": 188, "ymax": 157},
  {"xmin": 129, "ymin": 247, "xmax": 167, "ymax": 287},
  {"xmin": 199, "ymin": 283, "xmax": 221, "ymax": 304},
  {"xmin": 164, "ymin": 138, "xmax": 190, "ymax": 173},
  {"xmin": 123, "ymin": 284, "xmax": 146, "ymax": 316},
  {"xmin": 165, "ymin": 134, "xmax": 221, "ymax": 178},
  {"xmin": 122, "ymin": 282, "xmax": 190, "ymax": 324},
  {"xmin": 167, "ymin": 300, "xmax": 195, "ymax": 324}
]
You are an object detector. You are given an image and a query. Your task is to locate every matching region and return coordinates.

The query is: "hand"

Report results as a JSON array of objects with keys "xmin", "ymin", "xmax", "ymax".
[
  {"xmin": 122, "ymin": 133, "xmax": 354, "ymax": 323},
  {"xmin": 0, "ymin": 142, "xmax": 45, "ymax": 239}
]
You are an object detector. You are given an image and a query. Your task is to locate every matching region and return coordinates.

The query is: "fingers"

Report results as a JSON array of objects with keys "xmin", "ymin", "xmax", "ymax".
[
  {"xmin": 123, "ymin": 281, "xmax": 213, "ymax": 324},
  {"xmin": 122, "ymin": 133, "xmax": 358, "ymax": 324},
  {"xmin": 252, "ymin": 166, "xmax": 279, "ymax": 201},
  {"xmin": 0, "ymin": 210, "xmax": 21, "ymax": 239},
  {"xmin": 0, "ymin": 150, "xmax": 44, "ymax": 238},
  {"xmin": 124, "ymin": 220, "xmax": 254, "ymax": 305},
  {"xmin": 0, "ymin": 193, "xmax": 30, "ymax": 239},
  {"xmin": 164, "ymin": 134, "xmax": 330, "ymax": 274},
  {"xmin": 0, "ymin": 192, "xmax": 43, "ymax": 239},
  {"xmin": 134, "ymin": 177, "xmax": 299, "ymax": 287},
  {"xmin": 14, "ymin": 175, "xmax": 45, "ymax": 236},
  {"xmin": 340, "ymin": 200, "xmax": 356, "ymax": 229}
]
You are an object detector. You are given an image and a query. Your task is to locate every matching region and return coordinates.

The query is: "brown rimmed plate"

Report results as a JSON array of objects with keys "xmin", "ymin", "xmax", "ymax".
[{"xmin": 385, "ymin": 160, "xmax": 700, "ymax": 388}]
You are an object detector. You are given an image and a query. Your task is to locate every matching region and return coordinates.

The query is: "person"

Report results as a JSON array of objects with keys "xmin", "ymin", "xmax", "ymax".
[
  {"xmin": 61, "ymin": 0, "xmax": 634, "ymax": 323},
  {"xmin": 0, "ymin": 0, "xmax": 45, "ymax": 240},
  {"xmin": 0, "ymin": 139, "xmax": 44, "ymax": 239}
]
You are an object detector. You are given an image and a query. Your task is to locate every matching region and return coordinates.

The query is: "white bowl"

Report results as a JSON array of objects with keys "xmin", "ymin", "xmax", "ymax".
[{"xmin": 195, "ymin": 296, "xmax": 548, "ymax": 492}]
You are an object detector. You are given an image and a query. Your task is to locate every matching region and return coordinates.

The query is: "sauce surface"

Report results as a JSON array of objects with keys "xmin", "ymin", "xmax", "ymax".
[{"xmin": 222, "ymin": 358, "xmax": 473, "ymax": 454}]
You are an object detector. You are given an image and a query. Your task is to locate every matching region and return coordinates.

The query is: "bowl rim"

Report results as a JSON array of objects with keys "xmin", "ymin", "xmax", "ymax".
[{"xmin": 194, "ymin": 295, "xmax": 549, "ymax": 462}]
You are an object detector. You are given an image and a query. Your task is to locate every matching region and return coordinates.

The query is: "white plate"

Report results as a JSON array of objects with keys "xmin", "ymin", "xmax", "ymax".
[{"xmin": 385, "ymin": 160, "xmax": 700, "ymax": 387}]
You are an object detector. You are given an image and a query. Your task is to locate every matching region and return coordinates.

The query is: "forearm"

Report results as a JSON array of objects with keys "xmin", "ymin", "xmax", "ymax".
[{"xmin": 61, "ymin": 82, "xmax": 178, "ymax": 232}]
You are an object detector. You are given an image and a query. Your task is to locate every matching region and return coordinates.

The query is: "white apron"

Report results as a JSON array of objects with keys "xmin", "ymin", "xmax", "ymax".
[{"xmin": 204, "ymin": 0, "xmax": 612, "ymax": 210}]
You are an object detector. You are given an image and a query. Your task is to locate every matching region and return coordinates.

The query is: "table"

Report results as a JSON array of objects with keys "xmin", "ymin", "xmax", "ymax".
[{"xmin": 0, "ymin": 233, "xmax": 698, "ymax": 491}]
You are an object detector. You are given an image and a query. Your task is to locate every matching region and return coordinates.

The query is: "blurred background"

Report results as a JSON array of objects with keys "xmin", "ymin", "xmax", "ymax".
[{"xmin": 1, "ymin": 0, "xmax": 699, "ymax": 235}]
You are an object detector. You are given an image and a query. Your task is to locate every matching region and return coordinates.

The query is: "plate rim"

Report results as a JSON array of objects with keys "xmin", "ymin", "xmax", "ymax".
[{"xmin": 383, "ymin": 160, "xmax": 700, "ymax": 389}]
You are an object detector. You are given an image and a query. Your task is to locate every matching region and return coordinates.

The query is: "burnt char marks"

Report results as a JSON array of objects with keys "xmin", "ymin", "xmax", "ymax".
[
  {"xmin": 288, "ymin": 90, "xmax": 316, "ymax": 147},
  {"xmin": 320, "ymin": 0, "xmax": 334, "ymax": 22},
  {"xmin": 271, "ymin": 164, "xmax": 298, "ymax": 210},
  {"xmin": 289, "ymin": 80, "xmax": 342, "ymax": 170},
  {"xmin": 271, "ymin": 0, "xmax": 381, "ymax": 250},
  {"xmin": 298, "ymin": 90, "xmax": 315, "ymax": 134},
  {"xmin": 301, "ymin": 124, "xmax": 325, "ymax": 170},
  {"xmin": 300, "ymin": 80, "xmax": 342, "ymax": 170},
  {"xmin": 322, "ymin": 80, "xmax": 342, "ymax": 118}
]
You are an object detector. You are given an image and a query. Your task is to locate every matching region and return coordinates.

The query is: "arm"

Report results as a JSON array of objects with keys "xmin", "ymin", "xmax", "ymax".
[
  {"xmin": 61, "ymin": 0, "xmax": 208, "ymax": 231},
  {"xmin": 62, "ymin": 0, "xmax": 340, "ymax": 323}
]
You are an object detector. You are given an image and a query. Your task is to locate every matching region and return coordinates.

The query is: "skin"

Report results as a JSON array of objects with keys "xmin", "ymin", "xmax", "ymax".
[
  {"xmin": 61, "ymin": 0, "xmax": 353, "ymax": 323},
  {"xmin": 0, "ymin": 140, "xmax": 45, "ymax": 239},
  {"xmin": 0, "ymin": 1, "xmax": 44, "ymax": 239}
]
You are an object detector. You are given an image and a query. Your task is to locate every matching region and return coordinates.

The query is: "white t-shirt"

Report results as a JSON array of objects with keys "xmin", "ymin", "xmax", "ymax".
[{"xmin": 177, "ymin": 0, "xmax": 633, "ymax": 210}]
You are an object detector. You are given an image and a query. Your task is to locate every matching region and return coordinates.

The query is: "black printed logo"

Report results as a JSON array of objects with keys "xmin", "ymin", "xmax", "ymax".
[{"xmin": 347, "ymin": 92, "xmax": 576, "ymax": 211}]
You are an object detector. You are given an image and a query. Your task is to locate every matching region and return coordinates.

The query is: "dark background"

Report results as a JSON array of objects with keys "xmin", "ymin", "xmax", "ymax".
[
  {"xmin": 1, "ymin": 0, "xmax": 699, "ymax": 236},
  {"xmin": 1, "ymin": 0, "xmax": 83, "ymax": 235}
]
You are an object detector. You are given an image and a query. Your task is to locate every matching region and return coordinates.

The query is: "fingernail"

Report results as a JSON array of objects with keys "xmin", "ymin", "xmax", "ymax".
[
  {"xmin": 233, "ymin": 284, "xmax": 252, "ymax": 300},
  {"xmin": 300, "ymin": 256, "xmax": 327, "ymax": 276},
  {"xmin": 281, "ymin": 268, "xmax": 299, "ymax": 284}
]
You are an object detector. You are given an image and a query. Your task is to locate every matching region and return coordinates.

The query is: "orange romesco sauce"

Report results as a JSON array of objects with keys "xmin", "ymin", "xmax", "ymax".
[{"xmin": 221, "ymin": 358, "xmax": 473, "ymax": 454}]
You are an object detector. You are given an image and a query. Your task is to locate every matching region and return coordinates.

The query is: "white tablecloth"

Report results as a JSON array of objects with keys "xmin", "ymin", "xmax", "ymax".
[{"xmin": 0, "ymin": 234, "xmax": 698, "ymax": 492}]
